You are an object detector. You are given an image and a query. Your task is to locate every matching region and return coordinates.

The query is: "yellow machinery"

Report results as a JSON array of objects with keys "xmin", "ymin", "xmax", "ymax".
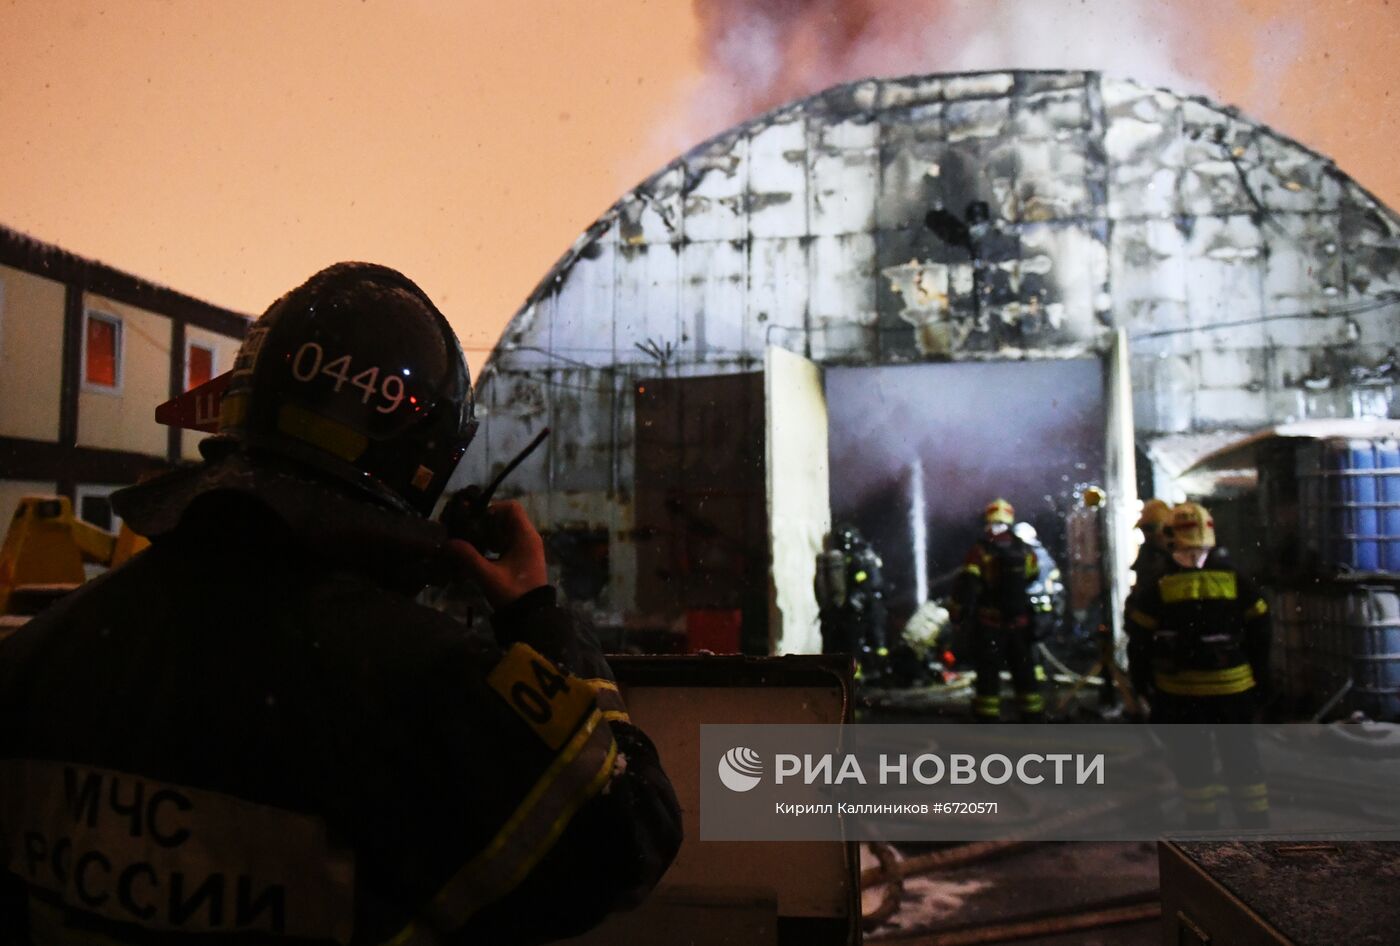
[{"xmin": 0, "ymin": 495, "xmax": 149, "ymax": 618}]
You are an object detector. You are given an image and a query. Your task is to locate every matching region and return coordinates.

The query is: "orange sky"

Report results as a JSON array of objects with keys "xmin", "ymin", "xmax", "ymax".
[{"xmin": 2, "ymin": 1, "xmax": 1395, "ymax": 359}]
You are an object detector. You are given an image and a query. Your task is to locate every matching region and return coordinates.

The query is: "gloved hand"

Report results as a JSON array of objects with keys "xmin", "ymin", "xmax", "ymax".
[{"xmin": 444, "ymin": 500, "xmax": 548, "ymax": 609}]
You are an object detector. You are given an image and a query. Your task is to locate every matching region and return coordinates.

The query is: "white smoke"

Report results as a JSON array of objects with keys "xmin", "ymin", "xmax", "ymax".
[
  {"xmin": 915, "ymin": 0, "xmax": 1206, "ymax": 96},
  {"xmin": 663, "ymin": 0, "xmax": 1275, "ymax": 157}
]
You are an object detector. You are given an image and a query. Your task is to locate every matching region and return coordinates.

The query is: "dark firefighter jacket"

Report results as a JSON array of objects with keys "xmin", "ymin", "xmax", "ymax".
[
  {"xmin": 1124, "ymin": 543, "xmax": 1171, "ymax": 612},
  {"xmin": 953, "ymin": 537, "xmax": 1039, "ymax": 630},
  {"xmin": 814, "ymin": 545, "xmax": 884, "ymax": 615},
  {"xmin": 0, "ymin": 468, "xmax": 681, "ymax": 946},
  {"xmin": 1126, "ymin": 550, "xmax": 1270, "ymax": 699}
]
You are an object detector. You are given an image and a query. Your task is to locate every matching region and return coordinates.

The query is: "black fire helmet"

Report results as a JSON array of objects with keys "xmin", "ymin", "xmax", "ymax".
[{"xmin": 216, "ymin": 262, "xmax": 477, "ymax": 517}]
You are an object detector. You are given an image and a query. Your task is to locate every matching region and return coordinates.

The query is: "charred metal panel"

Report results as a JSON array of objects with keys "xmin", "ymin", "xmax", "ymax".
[
  {"xmin": 876, "ymin": 75, "xmax": 944, "ymax": 110},
  {"xmin": 545, "ymin": 368, "xmax": 615, "ymax": 495},
  {"xmin": 633, "ymin": 374, "xmax": 769, "ymax": 648},
  {"xmin": 745, "ymin": 237, "xmax": 810, "ymax": 359},
  {"xmin": 679, "ymin": 239, "xmax": 747, "ymax": 364},
  {"xmin": 480, "ymin": 369, "xmax": 550, "ymax": 496},
  {"xmin": 1264, "ymin": 226, "xmax": 1342, "ymax": 317},
  {"xmin": 809, "ymin": 118, "xmax": 879, "ymax": 237},
  {"xmin": 1102, "ymin": 83, "xmax": 1183, "ymax": 219},
  {"xmin": 683, "ymin": 137, "xmax": 749, "ymax": 244},
  {"xmin": 1107, "ymin": 219, "xmax": 1189, "ymax": 334},
  {"xmin": 620, "ymin": 166, "xmax": 684, "ymax": 247},
  {"xmin": 550, "ymin": 237, "xmax": 617, "ymax": 369},
  {"xmin": 615, "ymin": 243, "xmax": 681, "ymax": 370},
  {"xmin": 747, "ymin": 118, "xmax": 808, "ymax": 240},
  {"xmin": 944, "ymin": 72, "xmax": 1016, "ymax": 101},
  {"xmin": 808, "ymin": 233, "xmax": 878, "ymax": 363},
  {"xmin": 494, "ymin": 296, "xmax": 554, "ymax": 372},
  {"xmin": 876, "ymin": 104, "xmax": 947, "ymax": 230},
  {"xmin": 1182, "ymin": 215, "xmax": 1266, "ymax": 336}
]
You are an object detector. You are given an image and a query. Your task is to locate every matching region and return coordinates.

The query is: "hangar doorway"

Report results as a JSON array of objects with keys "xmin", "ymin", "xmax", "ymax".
[
  {"xmin": 631, "ymin": 348, "xmax": 833, "ymax": 657},
  {"xmin": 824, "ymin": 359, "xmax": 1109, "ymax": 634},
  {"xmin": 632, "ymin": 354, "xmax": 1115, "ymax": 657}
]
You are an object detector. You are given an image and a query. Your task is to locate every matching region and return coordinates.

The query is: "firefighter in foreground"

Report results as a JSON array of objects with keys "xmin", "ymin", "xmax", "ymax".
[
  {"xmin": 0, "ymin": 264, "xmax": 681, "ymax": 944},
  {"xmin": 815, "ymin": 523, "xmax": 889, "ymax": 680},
  {"xmin": 955, "ymin": 498, "xmax": 1043, "ymax": 721},
  {"xmin": 1127, "ymin": 501, "xmax": 1271, "ymax": 828}
]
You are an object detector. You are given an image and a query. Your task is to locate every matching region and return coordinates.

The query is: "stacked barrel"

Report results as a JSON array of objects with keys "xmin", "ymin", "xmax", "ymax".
[{"xmin": 1261, "ymin": 436, "xmax": 1400, "ymax": 721}]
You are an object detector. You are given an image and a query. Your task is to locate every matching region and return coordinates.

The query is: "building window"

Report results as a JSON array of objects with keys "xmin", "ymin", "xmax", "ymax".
[
  {"xmin": 186, "ymin": 341, "xmax": 215, "ymax": 390},
  {"xmin": 83, "ymin": 311, "xmax": 122, "ymax": 390}
]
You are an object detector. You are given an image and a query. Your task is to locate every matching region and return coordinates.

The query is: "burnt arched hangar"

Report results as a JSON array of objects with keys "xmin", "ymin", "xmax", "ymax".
[{"xmin": 457, "ymin": 70, "xmax": 1400, "ymax": 651}]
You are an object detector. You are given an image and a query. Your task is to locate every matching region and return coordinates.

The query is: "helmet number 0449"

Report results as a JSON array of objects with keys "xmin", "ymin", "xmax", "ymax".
[{"xmin": 291, "ymin": 342, "xmax": 405, "ymax": 413}]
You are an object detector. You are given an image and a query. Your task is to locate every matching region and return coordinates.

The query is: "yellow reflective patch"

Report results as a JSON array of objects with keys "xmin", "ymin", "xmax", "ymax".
[
  {"xmin": 1247, "ymin": 598, "xmax": 1269, "ymax": 618},
  {"xmin": 423, "ymin": 710, "xmax": 616, "ymax": 931},
  {"xmin": 488, "ymin": 644, "xmax": 596, "ymax": 751},
  {"xmin": 963, "ymin": 564, "xmax": 982, "ymax": 578},
  {"xmin": 1231, "ymin": 783, "xmax": 1268, "ymax": 799},
  {"xmin": 1183, "ymin": 785, "xmax": 1226, "ymax": 800},
  {"xmin": 1160, "ymin": 570, "xmax": 1237, "ymax": 604},
  {"xmin": 277, "ymin": 404, "xmax": 368, "ymax": 462},
  {"xmin": 854, "ymin": 570, "xmax": 868, "ymax": 583},
  {"xmin": 219, "ymin": 391, "xmax": 249, "ymax": 429},
  {"xmin": 584, "ymin": 678, "xmax": 631, "ymax": 726},
  {"xmin": 1156, "ymin": 664, "xmax": 1255, "ymax": 696}
]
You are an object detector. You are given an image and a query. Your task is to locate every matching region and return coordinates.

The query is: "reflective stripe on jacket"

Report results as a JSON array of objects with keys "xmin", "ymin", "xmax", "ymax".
[
  {"xmin": 1125, "ymin": 550, "xmax": 1270, "ymax": 697},
  {"xmin": 959, "ymin": 538, "xmax": 1038, "ymax": 628}
]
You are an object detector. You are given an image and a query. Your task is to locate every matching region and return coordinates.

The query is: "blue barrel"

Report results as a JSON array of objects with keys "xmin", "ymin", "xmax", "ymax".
[
  {"xmin": 1345, "ymin": 583, "xmax": 1400, "ymax": 721},
  {"xmin": 1335, "ymin": 440, "xmax": 1380, "ymax": 571},
  {"xmin": 1381, "ymin": 440, "xmax": 1400, "ymax": 572},
  {"xmin": 1299, "ymin": 438, "xmax": 1400, "ymax": 576}
]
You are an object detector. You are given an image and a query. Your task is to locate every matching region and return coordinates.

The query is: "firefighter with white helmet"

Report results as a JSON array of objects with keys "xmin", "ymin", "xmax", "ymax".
[
  {"xmin": 955, "ymin": 498, "xmax": 1043, "ymax": 721},
  {"xmin": 1013, "ymin": 521, "xmax": 1064, "ymax": 642},
  {"xmin": 1127, "ymin": 501, "xmax": 1272, "ymax": 828}
]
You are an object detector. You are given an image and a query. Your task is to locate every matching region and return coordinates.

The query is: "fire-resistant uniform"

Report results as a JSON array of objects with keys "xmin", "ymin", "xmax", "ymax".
[
  {"xmin": 1014, "ymin": 523, "xmax": 1063, "ymax": 642},
  {"xmin": 0, "ymin": 264, "xmax": 682, "ymax": 945},
  {"xmin": 1126, "ymin": 500, "xmax": 1173, "ymax": 611},
  {"xmin": 955, "ymin": 500, "xmax": 1043, "ymax": 722},
  {"xmin": 815, "ymin": 525, "xmax": 888, "ymax": 678},
  {"xmin": 1122, "ymin": 500, "xmax": 1173, "ymax": 703},
  {"xmin": 1126, "ymin": 502, "xmax": 1271, "ymax": 828}
]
